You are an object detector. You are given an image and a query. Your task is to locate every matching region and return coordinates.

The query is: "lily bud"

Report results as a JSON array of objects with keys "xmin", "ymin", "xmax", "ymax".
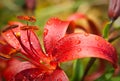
[
  {"xmin": 23, "ymin": 0, "xmax": 36, "ymax": 14},
  {"xmin": 108, "ymin": 0, "xmax": 120, "ymax": 20}
]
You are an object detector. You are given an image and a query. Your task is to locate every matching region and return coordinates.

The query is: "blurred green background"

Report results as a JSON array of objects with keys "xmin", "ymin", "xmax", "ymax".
[{"xmin": 0, "ymin": 0, "xmax": 109, "ymax": 29}]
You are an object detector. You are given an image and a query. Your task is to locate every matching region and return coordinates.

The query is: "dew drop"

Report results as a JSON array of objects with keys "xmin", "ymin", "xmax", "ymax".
[
  {"xmin": 6, "ymin": 34, "xmax": 10, "ymax": 36},
  {"xmin": 76, "ymin": 40, "xmax": 81, "ymax": 44},
  {"xmin": 6, "ymin": 34, "xmax": 10, "ymax": 38},
  {"xmin": 58, "ymin": 21, "xmax": 62, "ymax": 24},
  {"xmin": 95, "ymin": 36, "xmax": 100, "ymax": 41},
  {"xmin": 23, "ymin": 76, "xmax": 27, "ymax": 81},
  {"xmin": 23, "ymin": 40, "xmax": 25, "ymax": 43},
  {"xmin": 8, "ymin": 36, "xmax": 11, "ymax": 38},
  {"xmin": 23, "ymin": 39, "xmax": 27, "ymax": 43},
  {"xmin": 47, "ymin": 21, "xmax": 52, "ymax": 25},
  {"xmin": 44, "ymin": 29, "xmax": 48, "ymax": 36},
  {"xmin": 84, "ymin": 33, "xmax": 89, "ymax": 36},
  {"xmin": 30, "ymin": 74, "xmax": 33, "ymax": 77},
  {"xmin": 40, "ymin": 60, "xmax": 43, "ymax": 63},
  {"xmin": 97, "ymin": 43, "xmax": 103, "ymax": 47},
  {"xmin": 57, "ymin": 78, "xmax": 62, "ymax": 81},
  {"xmin": 31, "ymin": 42, "xmax": 33, "ymax": 44},
  {"xmin": 77, "ymin": 48, "xmax": 81, "ymax": 52}
]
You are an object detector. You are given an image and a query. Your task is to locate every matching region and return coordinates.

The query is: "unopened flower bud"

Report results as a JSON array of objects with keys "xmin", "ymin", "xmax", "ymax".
[
  {"xmin": 23, "ymin": 0, "xmax": 36, "ymax": 13},
  {"xmin": 108, "ymin": 0, "xmax": 120, "ymax": 20}
]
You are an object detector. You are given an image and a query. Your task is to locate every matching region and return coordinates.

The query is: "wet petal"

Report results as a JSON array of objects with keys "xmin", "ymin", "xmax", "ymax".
[
  {"xmin": 43, "ymin": 18, "xmax": 70, "ymax": 55},
  {"xmin": 4, "ymin": 59, "xmax": 68, "ymax": 81},
  {"xmin": 2, "ymin": 22, "xmax": 49, "ymax": 66},
  {"xmin": 3, "ymin": 59, "xmax": 36, "ymax": 81},
  {"xmin": 68, "ymin": 13, "xmax": 87, "ymax": 21},
  {"xmin": 0, "ymin": 35, "xmax": 16, "ymax": 59},
  {"xmin": 52, "ymin": 33, "xmax": 118, "ymax": 68},
  {"xmin": 2, "ymin": 22, "xmax": 24, "ymax": 50},
  {"xmin": 34, "ymin": 67, "xmax": 69, "ymax": 81},
  {"xmin": 68, "ymin": 13, "xmax": 100, "ymax": 35},
  {"xmin": 19, "ymin": 29, "xmax": 49, "ymax": 65}
]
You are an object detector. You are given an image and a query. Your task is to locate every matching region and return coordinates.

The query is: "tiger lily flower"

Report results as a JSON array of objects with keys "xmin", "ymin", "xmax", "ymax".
[{"xmin": 2, "ymin": 18, "xmax": 118, "ymax": 81}]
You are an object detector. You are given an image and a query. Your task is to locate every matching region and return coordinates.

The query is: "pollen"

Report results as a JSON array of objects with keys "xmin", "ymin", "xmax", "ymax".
[{"xmin": 15, "ymin": 32, "xmax": 21, "ymax": 37}]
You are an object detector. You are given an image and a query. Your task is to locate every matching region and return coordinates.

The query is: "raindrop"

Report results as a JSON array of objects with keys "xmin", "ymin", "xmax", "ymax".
[
  {"xmin": 84, "ymin": 33, "xmax": 89, "ymax": 36},
  {"xmin": 30, "ymin": 74, "xmax": 36, "ymax": 78},
  {"xmin": 14, "ymin": 32, "xmax": 17, "ymax": 35},
  {"xmin": 58, "ymin": 21, "xmax": 62, "ymax": 24},
  {"xmin": 23, "ymin": 39, "xmax": 27, "ymax": 43},
  {"xmin": 23, "ymin": 40, "xmax": 25, "ymax": 43},
  {"xmin": 22, "ymin": 76, "xmax": 27, "ymax": 81},
  {"xmin": 6, "ymin": 33, "xmax": 9, "ymax": 36},
  {"xmin": 77, "ymin": 48, "xmax": 81, "ymax": 52},
  {"xmin": 57, "ymin": 78, "xmax": 62, "ymax": 81},
  {"xmin": 31, "ymin": 42, "xmax": 33, "ymax": 44},
  {"xmin": 95, "ymin": 36, "xmax": 100, "ymax": 41},
  {"xmin": 44, "ymin": 29, "xmax": 48, "ymax": 36},
  {"xmin": 8, "ymin": 36, "xmax": 11, "ymax": 39},
  {"xmin": 47, "ymin": 21, "xmax": 52, "ymax": 25},
  {"xmin": 97, "ymin": 43, "xmax": 103, "ymax": 48},
  {"xmin": 76, "ymin": 40, "xmax": 81, "ymax": 44},
  {"xmin": 30, "ymin": 74, "xmax": 33, "ymax": 77},
  {"xmin": 40, "ymin": 60, "xmax": 43, "ymax": 63}
]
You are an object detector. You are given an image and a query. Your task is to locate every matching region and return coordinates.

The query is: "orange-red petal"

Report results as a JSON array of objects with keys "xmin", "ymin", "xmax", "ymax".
[
  {"xmin": 52, "ymin": 33, "xmax": 118, "ymax": 68},
  {"xmin": 43, "ymin": 18, "xmax": 70, "ymax": 55}
]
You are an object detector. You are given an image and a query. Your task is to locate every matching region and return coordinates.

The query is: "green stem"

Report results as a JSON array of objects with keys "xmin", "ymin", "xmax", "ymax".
[
  {"xmin": 108, "ymin": 35, "xmax": 120, "ymax": 42},
  {"xmin": 81, "ymin": 58, "xmax": 96, "ymax": 81},
  {"xmin": 71, "ymin": 59, "xmax": 82, "ymax": 81}
]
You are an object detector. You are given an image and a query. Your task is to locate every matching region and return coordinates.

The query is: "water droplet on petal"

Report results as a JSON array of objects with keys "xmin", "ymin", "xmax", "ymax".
[
  {"xmin": 23, "ymin": 76, "xmax": 27, "ymax": 81},
  {"xmin": 44, "ymin": 29, "xmax": 48, "ymax": 36},
  {"xmin": 23, "ymin": 39, "xmax": 27, "ymax": 43},
  {"xmin": 57, "ymin": 78, "xmax": 62, "ymax": 81},
  {"xmin": 30, "ymin": 74, "xmax": 33, "ymax": 77},
  {"xmin": 47, "ymin": 21, "xmax": 52, "ymax": 25},
  {"xmin": 76, "ymin": 40, "xmax": 81, "ymax": 44},
  {"xmin": 97, "ymin": 43, "xmax": 103, "ymax": 47},
  {"xmin": 6, "ymin": 34, "xmax": 10, "ymax": 36},
  {"xmin": 31, "ymin": 42, "xmax": 33, "ymax": 44},
  {"xmin": 8, "ymin": 36, "xmax": 11, "ymax": 38},
  {"xmin": 58, "ymin": 21, "xmax": 62, "ymax": 24},
  {"xmin": 84, "ymin": 33, "xmax": 89, "ymax": 36},
  {"xmin": 6, "ymin": 34, "xmax": 11, "ymax": 38},
  {"xmin": 95, "ymin": 36, "xmax": 100, "ymax": 41},
  {"xmin": 77, "ymin": 48, "xmax": 81, "ymax": 52}
]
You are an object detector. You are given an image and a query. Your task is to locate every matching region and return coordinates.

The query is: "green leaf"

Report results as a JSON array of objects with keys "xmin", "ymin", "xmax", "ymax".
[
  {"xmin": 102, "ymin": 21, "xmax": 113, "ymax": 40},
  {"xmin": 71, "ymin": 59, "xmax": 83, "ymax": 81}
]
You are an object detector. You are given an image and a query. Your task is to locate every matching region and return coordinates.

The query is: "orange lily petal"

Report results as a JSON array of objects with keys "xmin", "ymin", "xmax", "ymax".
[{"xmin": 52, "ymin": 33, "xmax": 118, "ymax": 68}]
